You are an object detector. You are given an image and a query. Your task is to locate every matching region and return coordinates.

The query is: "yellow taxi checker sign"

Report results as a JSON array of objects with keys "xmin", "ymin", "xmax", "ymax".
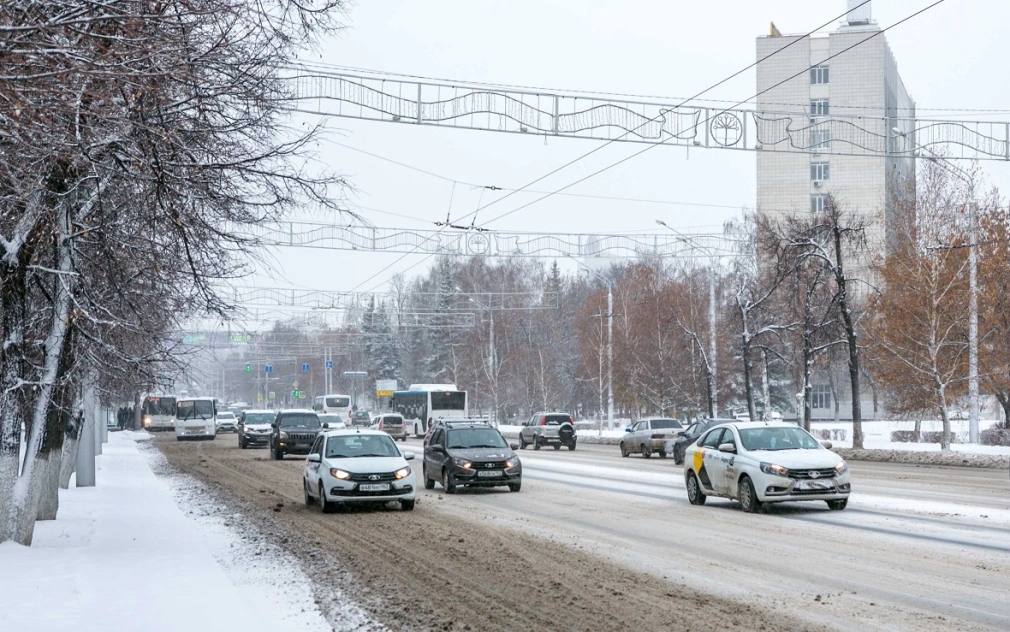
[{"xmin": 692, "ymin": 449, "xmax": 704, "ymax": 473}]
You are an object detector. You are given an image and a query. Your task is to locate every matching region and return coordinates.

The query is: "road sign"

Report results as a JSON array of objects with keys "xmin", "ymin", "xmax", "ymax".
[
  {"xmin": 268, "ymin": 391, "xmax": 276, "ymax": 400},
  {"xmin": 244, "ymin": 363, "xmax": 252, "ymax": 374},
  {"xmin": 325, "ymin": 359, "xmax": 333, "ymax": 369},
  {"xmin": 264, "ymin": 364, "xmax": 272, "ymax": 374},
  {"xmin": 256, "ymin": 393, "xmax": 263, "ymax": 403},
  {"xmin": 291, "ymin": 389, "xmax": 304, "ymax": 400},
  {"xmin": 375, "ymin": 379, "xmax": 397, "ymax": 398},
  {"xmin": 230, "ymin": 333, "xmax": 251, "ymax": 344},
  {"xmin": 301, "ymin": 362, "xmax": 310, "ymax": 373}
]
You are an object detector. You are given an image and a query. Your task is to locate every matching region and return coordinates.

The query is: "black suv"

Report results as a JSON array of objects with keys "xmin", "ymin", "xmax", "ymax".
[
  {"xmin": 671, "ymin": 418, "xmax": 736, "ymax": 465},
  {"xmin": 423, "ymin": 422, "xmax": 522, "ymax": 493},
  {"xmin": 271, "ymin": 410, "xmax": 324, "ymax": 460}
]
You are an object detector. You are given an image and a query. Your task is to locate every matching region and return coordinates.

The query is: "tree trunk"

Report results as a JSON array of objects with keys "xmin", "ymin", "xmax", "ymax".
[
  {"xmin": 997, "ymin": 392, "xmax": 1010, "ymax": 429},
  {"xmin": 832, "ymin": 220, "xmax": 863, "ymax": 448},
  {"xmin": 802, "ymin": 349, "xmax": 813, "ymax": 431},
  {"xmin": 705, "ymin": 368, "xmax": 716, "ymax": 419},
  {"xmin": 742, "ymin": 334, "xmax": 756, "ymax": 422},
  {"xmin": 760, "ymin": 349, "xmax": 771, "ymax": 420}
]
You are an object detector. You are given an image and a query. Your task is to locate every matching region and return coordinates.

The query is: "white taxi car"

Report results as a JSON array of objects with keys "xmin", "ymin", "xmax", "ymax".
[
  {"xmin": 684, "ymin": 421, "xmax": 850, "ymax": 513},
  {"xmin": 302, "ymin": 429, "xmax": 416, "ymax": 513}
]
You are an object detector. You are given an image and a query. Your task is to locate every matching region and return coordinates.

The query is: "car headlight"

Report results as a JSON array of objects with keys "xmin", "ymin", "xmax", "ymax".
[
  {"xmin": 453, "ymin": 457, "xmax": 473, "ymax": 469},
  {"xmin": 329, "ymin": 468, "xmax": 351, "ymax": 480},
  {"xmin": 504, "ymin": 457, "xmax": 520, "ymax": 469},
  {"xmin": 760, "ymin": 462, "xmax": 789, "ymax": 477},
  {"xmin": 279, "ymin": 431, "xmax": 288, "ymax": 440},
  {"xmin": 394, "ymin": 466, "xmax": 411, "ymax": 480},
  {"xmin": 143, "ymin": 415, "xmax": 153, "ymax": 426},
  {"xmin": 834, "ymin": 461, "xmax": 848, "ymax": 475}
]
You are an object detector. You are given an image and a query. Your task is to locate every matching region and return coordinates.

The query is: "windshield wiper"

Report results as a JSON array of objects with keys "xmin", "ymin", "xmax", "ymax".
[
  {"xmin": 353, "ymin": 453, "xmax": 391, "ymax": 458},
  {"xmin": 466, "ymin": 445, "xmax": 503, "ymax": 449}
]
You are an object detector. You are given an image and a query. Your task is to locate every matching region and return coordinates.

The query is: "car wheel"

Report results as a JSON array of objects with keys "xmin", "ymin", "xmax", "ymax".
[
  {"xmin": 567, "ymin": 441, "xmax": 576, "ymax": 451},
  {"xmin": 739, "ymin": 476, "xmax": 762, "ymax": 514},
  {"xmin": 442, "ymin": 469, "xmax": 456, "ymax": 494},
  {"xmin": 239, "ymin": 438, "xmax": 246, "ymax": 449},
  {"xmin": 674, "ymin": 447, "xmax": 684, "ymax": 466},
  {"xmin": 686, "ymin": 470, "xmax": 707, "ymax": 506},
  {"xmin": 620, "ymin": 442, "xmax": 630, "ymax": 458},
  {"xmin": 533, "ymin": 436, "xmax": 542, "ymax": 450},
  {"xmin": 176, "ymin": 437, "xmax": 183, "ymax": 442},
  {"xmin": 518, "ymin": 435, "xmax": 527, "ymax": 450},
  {"xmin": 641, "ymin": 444, "xmax": 652, "ymax": 458},
  {"xmin": 303, "ymin": 480, "xmax": 312, "ymax": 506},
  {"xmin": 658, "ymin": 450, "xmax": 667, "ymax": 459},
  {"xmin": 553, "ymin": 443, "xmax": 561, "ymax": 451},
  {"xmin": 423, "ymin": 465, "xmax": 435, "ymax": 490},
  {"xmin": 273, "ymin": 449, "xmax": 284, "ymax": 460},
  {"xmin": 400, "ymin": 499, "xmax": 415, "ymax": 511},
  {"xmin": 826, "ymin": 499, "xmax": 848, "ymax": 511},
  {"xmin": 508, "ymin": 482, "xmax": 522, "ymax": 492},
  {"xmin": 318, "ymin": 483, "xmax": 334, "ymax": 513}
]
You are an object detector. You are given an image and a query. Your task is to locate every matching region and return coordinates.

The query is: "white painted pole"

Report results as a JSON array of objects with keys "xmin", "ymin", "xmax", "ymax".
[
  {"xmin": 709, "ymin": 267, "xmax": 719, "ymax": 417},
  {"xmin": 76, "ymin": 386, "xmax": 96, "ymax": 487},
  {"xmin": 93, "ymin": 397, "xmax": 102, "ymax": 456},
  {"xmin": 101, "ymin": 406, "xmax": 109, "ymax": 444},
  {"xmin": 607, "ymin": 282, "xmax": 614, "ymax": 431}
]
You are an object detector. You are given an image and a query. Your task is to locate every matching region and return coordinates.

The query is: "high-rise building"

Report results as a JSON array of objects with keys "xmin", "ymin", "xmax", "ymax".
[
  {"xmin": 755, "ymin": 1, "xmax": 915, "ymax": 420},
  {"xmin": 756, "ymin": 0, "xmax": 915, "ymax": 270}
]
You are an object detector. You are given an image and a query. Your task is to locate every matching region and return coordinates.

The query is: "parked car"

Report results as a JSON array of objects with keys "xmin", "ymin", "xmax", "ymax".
[
  {"xmin": 370, "ymin": 413, "xmax": 408, "ymax": 441},
  {"xmin": 270, "ymin": 409, "xmax": 323, "ymax": 460},
  {"xmin": 303, "ymin": 429, "xmax": 416, "ymax": 512},
  {"xmin": 318, "ymin": 413, "xmax": 347, "ymax": 430},
  {"xmin": 238, "ymin": 409, "xmax": 276, "ymax": 449},
  {"xmin": 350, "ymin": 410, "xmax": 372, "ymax": 428},
  {"xmin": 670, "ymin": 418, "xmax": 735, "ymax": 465},
  {"xmin": 684, "ymin": 421, "xmax": 851, "ymax": 513},
  {"xmin": 620, "ymin": 418, "xmax": 684, "ymax": 458},
  {"xmin": 423, "ymin": 421, "xmax": 521, "ymax": 493},
  {"xmin": 518, "ymin": 412, "xmax": 577, "ymax": 451},
  {"xmin": 215, "ymin": 411, "xmax": 238, "ymax": 433}
]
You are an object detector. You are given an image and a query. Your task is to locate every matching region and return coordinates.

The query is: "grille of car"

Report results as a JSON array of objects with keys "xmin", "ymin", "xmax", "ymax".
[
  {"xmin": 788, "ymin": 468, "xmax": 837, "ymax": 480},
  {"xmin": 349, "ymin": 471, "xmax": 397, "ymax": 482},
  {"xmin": 472, "ymin": 461, "xmax": 505, "ymax": 470},
  {"xmin": 287, "ymin": 432, "xmax": 317, "ymax": 442}
]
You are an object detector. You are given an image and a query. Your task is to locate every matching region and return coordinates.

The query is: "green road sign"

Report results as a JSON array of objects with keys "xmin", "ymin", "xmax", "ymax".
[
  {"xmin": 244, "ymin": 363, "xmax": 252, "ymax": 374},
  {"xmin": 291, "ymin": 389, "xmax": 304, "ymax": 400}
]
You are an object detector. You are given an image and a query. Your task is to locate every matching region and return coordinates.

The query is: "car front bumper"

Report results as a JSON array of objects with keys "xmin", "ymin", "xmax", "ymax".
[
  {"xmin": 452, "ymin": 467, "xmax": 522, "ymax": 486},
  {"xmin": 758, "ymin": 474, "xmax": 851, "ymax": 502},
  {"xmin": 241, "ymin": 432, "xmax": 271, "ymax": 445},
  {"xmin": 325, "ymin": 481, "xmax": 416, "ymax": 502}
]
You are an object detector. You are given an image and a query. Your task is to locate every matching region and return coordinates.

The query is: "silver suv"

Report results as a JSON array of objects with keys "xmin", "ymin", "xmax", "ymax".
[{"xmin": 518, "ymin": 412, "xmax": 577, "ymax": 451}]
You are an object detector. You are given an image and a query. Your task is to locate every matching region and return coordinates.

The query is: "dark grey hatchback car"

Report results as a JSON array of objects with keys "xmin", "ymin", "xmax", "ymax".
[{"xmin": 423, "ymin": 422, "xmax": 522, "ymax": 493}]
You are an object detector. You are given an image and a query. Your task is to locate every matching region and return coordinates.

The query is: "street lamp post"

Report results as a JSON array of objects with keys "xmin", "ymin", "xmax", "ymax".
[{"xmin": 567, "ymin": 257, "xmax": 614, "ymax": 433}]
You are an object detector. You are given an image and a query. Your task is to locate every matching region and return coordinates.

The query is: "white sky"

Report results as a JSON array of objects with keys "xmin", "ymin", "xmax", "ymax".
[{"xmin": 244, "ymin": 0, "xmax": 1010, "ymax": 299}]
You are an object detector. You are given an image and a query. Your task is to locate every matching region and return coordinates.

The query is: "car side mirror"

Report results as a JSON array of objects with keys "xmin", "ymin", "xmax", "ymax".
[
  {"xmin": 509, "ymin": 442, "xmax": 519, "ymax": 450},
  {"xmin": 322, "ymin": 422, "xmax": 329, "ymax": 429},
  {"xmin": 306, "ymin": 453, "xmax": 320, "ymax": 463},
  {"xmin": 718, "ymin": 443, "xmax": 736, "ymax": 454},
  {"xmin": 402, "ymin": 451, "xmax": 415, "ymax": 461},
  {"xmin": 271, "ymin": 423, "xmax": 278, "ymax": 429},
  {"xmin": 820, "ymin": 440, "xmax": 833, "ymax": 450},
  {"xmin": 625, "ymin": 427, "xmax": 632, "ymax": 433}
]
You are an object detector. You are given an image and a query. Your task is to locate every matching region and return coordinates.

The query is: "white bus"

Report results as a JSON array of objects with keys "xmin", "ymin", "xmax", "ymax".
[
  {"xmin": 174, "ymin": 396, "xmax": 217, "ymax": 441},
  {"xmin": 391, "ymin": 384, "xmax": 468, "ymax": 438},
  {"xmin": 312, "ymin": 393, "xmax": 353, "ymax": 418},
  {"xmin": 141, "ymin": 394, "xmax": 177, "ymax": 431}
]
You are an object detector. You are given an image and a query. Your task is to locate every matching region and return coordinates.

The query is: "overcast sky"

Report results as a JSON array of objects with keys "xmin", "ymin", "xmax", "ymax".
[{"xmin": 239, "ymin": 0, "xmax": 1010, "ymax": 312}]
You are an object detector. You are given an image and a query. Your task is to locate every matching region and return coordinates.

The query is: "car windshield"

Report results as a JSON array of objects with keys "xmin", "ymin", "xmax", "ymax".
[
  {"xmin": 218, "ymin": 413, "xmax": 235, "ymax": 420},
  {"xmin": 544, "ymin": 414, "xmax": 571, "ymax": 425},
  {"xmin": 738, "ymin": 427, "xmax": 820, "ymax": 451},
  {"xmin": 176, "ymin": 400, "xmax": 213, "ymax": 420},
  {"xmin": 280, "ymin": 414, "xmax": 320, "ymax": 429},
  {"xmin": 446, "ymin": 427, "xmax": 507, "ymax": 449},
  {"xmin": 326, "ymin": 434, "xmax": 400, "ymax": 458},
  {"xmin": 650, "ymin": 419, "xmax": 682, "ymax": 429},
  {"xmin": 243, "ymin": 413, "xmax": 273, "ymax": 424}
]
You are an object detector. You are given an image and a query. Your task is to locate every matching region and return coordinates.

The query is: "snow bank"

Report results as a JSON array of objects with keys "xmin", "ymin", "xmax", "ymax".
[
  {"xmin": 833, "ymin": 447, "xmax": 1010, "ymax": 469},
  {"xmin": 0, "ymin": 432, "xmax": 335, "ymax": 632}
]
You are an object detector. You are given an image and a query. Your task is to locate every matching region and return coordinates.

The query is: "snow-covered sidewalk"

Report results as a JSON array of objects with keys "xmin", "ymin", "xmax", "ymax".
[{"xmin": 0, "ymin": 432, "xmax": 332, "ymax": 632}]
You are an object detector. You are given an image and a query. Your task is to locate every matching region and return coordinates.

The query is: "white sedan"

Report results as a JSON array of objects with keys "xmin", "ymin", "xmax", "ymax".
[
  {"xmin": 684, "ymin": 421, "xmax": 850, "ymax": 513},
  {"xmin": 302, "ymin": 429, "xmax": 416, "ymax": 513}
]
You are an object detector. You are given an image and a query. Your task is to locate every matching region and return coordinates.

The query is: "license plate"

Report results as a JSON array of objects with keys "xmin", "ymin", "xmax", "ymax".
[
  {"xmin": 796, "ymin": 480, "xmax": 831, "ymax": 490},
  {"xmin": 477, "ymin": 470, "xmax": 503, "ymax": 478},
  {"xmin": 359, "ymin": 483, "xmax": 390, "ymax": 492}
]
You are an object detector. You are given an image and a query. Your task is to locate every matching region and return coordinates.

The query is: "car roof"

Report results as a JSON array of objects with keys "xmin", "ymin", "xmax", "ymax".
[
  {"xmin": 278, "ymin": 409, "xmax": 317, "ymax": 415},
  {"xmin": 321, "ymin": 428, "xmax": 393, "ymax": 438},
  {"xmin": 243, "ymin": 409, "xmax": 275, "ymax": 414},
  {"xmin": 717, "ymin": 421, "xmax": 799, "ymax": 431},
  {"xmin": 533, "ymin": 411, "xmax": 572, "ymax": 416}
]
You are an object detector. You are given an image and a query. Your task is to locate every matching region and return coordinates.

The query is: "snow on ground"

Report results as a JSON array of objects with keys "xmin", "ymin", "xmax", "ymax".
[
  {"xmin": 0, "ymin": 431, "xmax": 367, "ymax": 632},
  {"xmin": 810, "ymin": 419, "xmax": 1010, "ymax": 455}
]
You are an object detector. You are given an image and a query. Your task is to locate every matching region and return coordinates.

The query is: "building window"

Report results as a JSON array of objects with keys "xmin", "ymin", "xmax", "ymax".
[
  {"xmin": 811, "ymin": 128, "xmax": 831, "ymax": 150},
  {"xmin": 810, "ymin": 99, "xmax": 830, "ymax": 117},
  {"xmin": 810, "ymin": 161, "xmax": 830, "ymax": 181},
  {"xmin": 811, "ymin": 384, "xmax": 832, "ymax": 409},
  {"xmin": 810, "ymin": 65, "xmax": 829, "ymax": 85},
  {"xmin": 811, "ymin": 193, "xmax": 828, "ymax": 213}
]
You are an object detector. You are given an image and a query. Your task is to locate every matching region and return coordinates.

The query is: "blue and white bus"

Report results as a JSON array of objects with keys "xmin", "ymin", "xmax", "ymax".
[{"xmin": 391, "ymin": 384, "xmax": 468, "ymax": 438}]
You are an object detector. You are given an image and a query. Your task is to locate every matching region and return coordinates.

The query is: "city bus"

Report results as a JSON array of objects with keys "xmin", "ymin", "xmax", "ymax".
[
  {"xmin": 312, "ymin": 393, "xmax": 353, "ymax": 419},
  {"xmin": 141, "ymin": 394, "xmax": 177, "ymax": 431},
  {"xmin": 391, "ymin": 384, "xmax": 468, "ymax": 438},
  {"xmin": 174, "ymin": 396, "xmax": 217, "ymax": 441}
]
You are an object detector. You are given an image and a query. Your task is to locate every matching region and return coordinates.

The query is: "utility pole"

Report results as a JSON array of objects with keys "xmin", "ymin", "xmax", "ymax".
[
  {"xmin": 968, "ymin": 199, "xmax": 980, "ymax": 444},
  {"xmin": 708, "ymin": 267, "xmax": 719, "ymax": 417},
  {"xmin": 606, "ymin": 282, "xmax": 614, "ymax": 431}
]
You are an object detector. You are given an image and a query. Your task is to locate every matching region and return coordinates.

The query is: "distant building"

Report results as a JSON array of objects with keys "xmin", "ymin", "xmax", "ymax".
[{"xmin": 755, "ymin": 1, "xmax": 916, "ymax": 421}]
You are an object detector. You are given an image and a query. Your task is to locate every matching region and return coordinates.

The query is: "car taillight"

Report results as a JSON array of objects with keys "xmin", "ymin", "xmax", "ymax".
[{"xmin": 539, "ymin": 416, "xmax": 547, "ymax": 425}]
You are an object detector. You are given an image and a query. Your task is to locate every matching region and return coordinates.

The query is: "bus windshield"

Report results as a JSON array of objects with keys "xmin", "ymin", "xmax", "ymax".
[
  {"xmin": 177, "ymin": 400, "xmax": 213, "ymax": 420},
  {"xmin": 430, "ymin": 392, "xmax": 466, "ymax": 410},
  {"xmin": 143, "ymin": 396, "xmax": 176, "ymax": 416},
  {"xmin": 326, "ymin": 396, "xmax": 350, "ymax": 408}
]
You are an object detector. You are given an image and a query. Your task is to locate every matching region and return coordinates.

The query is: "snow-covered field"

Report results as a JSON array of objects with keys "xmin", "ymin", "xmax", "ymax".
[{"xmin": 0, "ymin": 432, "xmax": 359, "ymax": 632}]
